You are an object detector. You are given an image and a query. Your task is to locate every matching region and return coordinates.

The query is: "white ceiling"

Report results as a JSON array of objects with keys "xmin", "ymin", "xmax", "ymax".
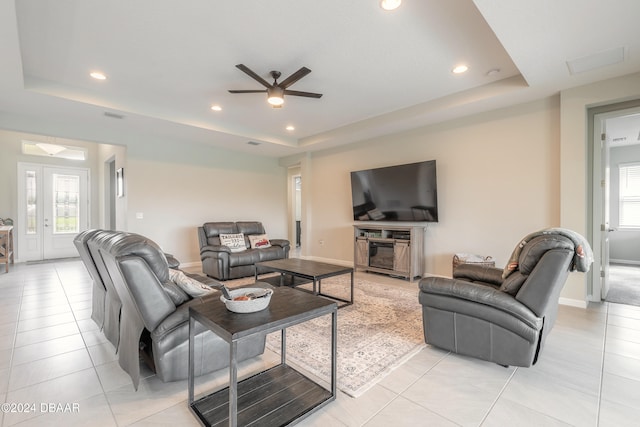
[{"xmin": 1, "ymin": 0, "xmax": 640, "ymax": 157}]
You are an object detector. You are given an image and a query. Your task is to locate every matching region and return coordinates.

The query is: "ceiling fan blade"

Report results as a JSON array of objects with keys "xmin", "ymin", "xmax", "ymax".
[
  {"xmin": 283, "ymin": 89, "xmax": 323, "ymax": 98},
  {"xmin": 278, "ymin": 67, "xmax": 312, "ymax": 89},
  {"xmin": 235, "ymin": 64, "xmax": 272, "ymax": 88},
  {"xmin": 228, "ymin": 89, "xmax": 267, "ymax": 94}
]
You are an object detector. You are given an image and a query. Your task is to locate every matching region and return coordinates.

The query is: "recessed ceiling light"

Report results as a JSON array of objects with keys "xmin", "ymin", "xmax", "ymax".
[
  {"xmin": 486, "ymin": 68, "xmax": 501, "ymax": 76},
  {"xmin": 286, "ymin": 125, "xmax": 295, "ymax": 131},
  {"xmin": 211, "ymin": 105, "xmax": 222, "ymax": 111},
  {"xmin": 452, "ymin": 65, "xmax": 469, "ymax": 74},
  {"xmin": 380, "ymin": 0, "xmax": 401, "ymax": 11},
  {"xmin": 90, "ymin": 71, "xmax": 107, "ymax": 80}
]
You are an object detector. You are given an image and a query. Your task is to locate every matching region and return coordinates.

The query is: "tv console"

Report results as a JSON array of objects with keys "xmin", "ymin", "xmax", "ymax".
[{"xmin": 353, "ymin": 224, "xmax": 425, "ymax": 281}]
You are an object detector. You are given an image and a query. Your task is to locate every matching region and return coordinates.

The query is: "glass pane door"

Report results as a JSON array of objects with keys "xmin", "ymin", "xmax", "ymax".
[
  {"xmin": 17, "ymin": 163, "xmax": 89, "ymax": 261},
  {"xmin": 53, "ymin": 174, "xmax": 80, "ymax": 234}
]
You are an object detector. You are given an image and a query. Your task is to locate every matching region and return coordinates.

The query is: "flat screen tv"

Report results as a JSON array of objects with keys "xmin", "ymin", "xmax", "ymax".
[{"xmin": 350, "ymin": 160, "xmax": 438, "ymax": 222}]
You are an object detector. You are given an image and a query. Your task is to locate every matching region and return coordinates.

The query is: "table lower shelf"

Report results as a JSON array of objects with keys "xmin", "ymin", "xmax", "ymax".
[{"xmin": 190, "ymin": 364, "xmax": 333, "ymax": 427}]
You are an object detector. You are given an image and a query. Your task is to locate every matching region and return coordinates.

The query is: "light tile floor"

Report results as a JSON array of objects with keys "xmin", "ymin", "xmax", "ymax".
[{"xmin": 1, "ymin": 259, "xmax": 639, "ymax": 426}]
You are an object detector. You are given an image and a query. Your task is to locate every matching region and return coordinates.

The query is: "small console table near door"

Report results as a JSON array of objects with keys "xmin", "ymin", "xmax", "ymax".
[
  {"xmin": 0, "ymin": 226, "xmax": 14, "ymax": 273},
  {"xmin": 188, "ymin": 286, "xmax": 337, "ymax": 427}
]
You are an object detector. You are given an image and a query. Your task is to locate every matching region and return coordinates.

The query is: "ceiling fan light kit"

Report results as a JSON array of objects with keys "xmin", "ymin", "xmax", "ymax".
[
  {"xmin": 267, "ymin": 86, "xmax": 284, "ymax": 106},
  {"xmin": 229, "ymin": 64, "xmax": 322, "ymax": 108},
  {"xmin": 380, "ymin": 0, "xmax": 401, "ymax": 11}
]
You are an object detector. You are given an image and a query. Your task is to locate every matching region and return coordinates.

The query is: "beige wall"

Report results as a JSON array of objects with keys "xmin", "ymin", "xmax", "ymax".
[
  {"xmin": 560, "ymin": 71, "xmax": 640, "ymax": 302},
  {"xmin": 298, "ymin": 97, "xmax": 561, "ymax": 277},
  {"xmin": 0, "ymin": 130, "xmax": 287, "ymax": 265},
  {"xmin": 123, "ymin": 140, "xmax": 287, "ymax": 265},
  {"xmin": 296, "ymin": 71, "xmax": 640, "ymax": 305}
]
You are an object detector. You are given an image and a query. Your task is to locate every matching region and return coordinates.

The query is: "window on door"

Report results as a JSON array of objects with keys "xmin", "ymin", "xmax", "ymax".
[
  {"xmin": 26, "ymin": 170, "xmax": 37, "ymax": 234},
  {"xmin": 53, "ymin": 174, "xmax": 80, "ymax": 234},
  {"xmin": 619, "ymin": 162, "xmax": 640, "ymax": 228}
]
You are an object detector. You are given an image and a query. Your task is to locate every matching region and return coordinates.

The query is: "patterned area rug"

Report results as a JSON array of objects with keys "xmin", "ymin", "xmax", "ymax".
[{"xmin": 222, "ymin": 274, "xmax": 425, "ymax": 397}]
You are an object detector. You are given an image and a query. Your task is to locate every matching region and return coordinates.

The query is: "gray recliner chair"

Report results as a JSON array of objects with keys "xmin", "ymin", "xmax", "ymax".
[
  {"xmin": 419, "ymin": 229, "xmax": 593, "ymax": 367},
  {"xmin": 75, "ymin": 230, "xmax": 266, "ymax": 390},
  {"xmin": 83, "ymin": 230, "xmax": 130, "ymax": 349},
  {"xmin": 73, "ymin": 229, "xmax": 107, "ymax": 330}
]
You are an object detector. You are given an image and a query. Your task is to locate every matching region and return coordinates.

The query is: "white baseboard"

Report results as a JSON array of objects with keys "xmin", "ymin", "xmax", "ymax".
[
  {"xmin": 179, "ymin": 258, "xmax": 352, "ymax": 271},
  {"xmin": 610, "ymin": 258, "xmax": 640, "ymax": 266},
  {"xmin": 179, "ymin": 261, "xmax": 201, "ymax": 269},
  {"xmin": 559, "ymin": 297, "xmax": 588, "ymax": 309}
]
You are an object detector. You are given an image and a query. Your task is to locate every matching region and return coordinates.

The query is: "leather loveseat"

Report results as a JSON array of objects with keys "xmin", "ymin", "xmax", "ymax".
[
  {"xmin": 198, "ymin": 221, "xmax": 290, "ymax": 280},
  {"xmin": 74, "ymin": 229, "xmax": 266, "ymax": 389},
  {"xmin": 419, "ymin": 229, "xmax": 592, "ymax": 367}
]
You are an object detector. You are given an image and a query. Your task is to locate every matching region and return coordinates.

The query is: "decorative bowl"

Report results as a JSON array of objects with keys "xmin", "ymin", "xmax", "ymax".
[{"xmin": 220, "ymin": 287, "xmax": 273, "ymax": 313}]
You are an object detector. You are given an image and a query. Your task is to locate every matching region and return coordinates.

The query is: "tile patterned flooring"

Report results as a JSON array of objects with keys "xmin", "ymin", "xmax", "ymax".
[{"xmin": 1, "ymin": 259, "xmax": 640, "ymax": 426}]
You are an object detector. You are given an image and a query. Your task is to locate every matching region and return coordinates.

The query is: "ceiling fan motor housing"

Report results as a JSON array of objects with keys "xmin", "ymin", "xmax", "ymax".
[{"xmin": 270, "ymin": 71, "xmax": 282, "ymax": 81}]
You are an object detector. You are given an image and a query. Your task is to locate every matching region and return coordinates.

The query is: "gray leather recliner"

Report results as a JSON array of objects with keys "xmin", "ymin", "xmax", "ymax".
[
  {"xmin": 73, "ymin": 229, "xmax": 107, "ymax": 330},
  {"xmin": 75, "ymin": 230, "xmax": 266, "ymax": 389},
  {"xmin": 419, "ymin": 229, "xmax": 592, "ymax": 367},
  {"xmin": 83, "ymin": 230, "xmax": 130, "ymax": 349}
]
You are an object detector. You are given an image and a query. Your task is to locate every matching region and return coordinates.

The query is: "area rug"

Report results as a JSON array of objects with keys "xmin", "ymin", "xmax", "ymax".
[
  {"xmin": 221, "ymin": 274, "xmax": 425, "ymax": 397},
  {"xmin": 606, "ymin": 264, "xmax": 640, "ymax": 307}
]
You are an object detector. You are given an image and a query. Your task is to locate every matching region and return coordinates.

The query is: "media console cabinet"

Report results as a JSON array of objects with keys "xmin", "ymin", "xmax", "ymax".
[{"xmin": 353, "ymin": 224, "xmax": 425, "ymax": 281}]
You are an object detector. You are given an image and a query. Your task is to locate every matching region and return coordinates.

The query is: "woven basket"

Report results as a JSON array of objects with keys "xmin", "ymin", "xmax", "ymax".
[
  {"xmin": 452, "ymin": 253, "xmax": 495, "ymax": 274},
  {"xmin": 220, "ymin": 287, "xmax": 273, "ymax": 313}
]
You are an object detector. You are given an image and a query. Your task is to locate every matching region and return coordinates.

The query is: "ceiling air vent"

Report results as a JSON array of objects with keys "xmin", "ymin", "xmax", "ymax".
[
  {"xmin": 104, "ymin": 111, "xmax": 125, "ymax": 119},
  {"xmin": 247, "ymin": 141, "xmax": 261, "ymax": 146}
]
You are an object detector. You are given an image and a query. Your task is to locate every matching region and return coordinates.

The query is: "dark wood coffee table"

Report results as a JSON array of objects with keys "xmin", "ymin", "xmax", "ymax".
[
  {"xmin": 255, "ymin": 258, "xmax": 354, "ymax": 307},
  {"xmin": 188, "ymin": 286, "xmax": 337, "ymax": 427}
]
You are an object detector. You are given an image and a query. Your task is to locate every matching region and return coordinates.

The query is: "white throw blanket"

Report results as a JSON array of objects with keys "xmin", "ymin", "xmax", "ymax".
[{"xmin": 168, "ymin": 269, "xmax": 214, "ymax": 297}]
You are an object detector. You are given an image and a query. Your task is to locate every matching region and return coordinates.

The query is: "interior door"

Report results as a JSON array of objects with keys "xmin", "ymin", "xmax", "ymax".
[
  {"xmin": 601, "ymin": 124, "xmax": 611, "ymax": 299},
  {"xmin": 17, "ymin": 163, "xmax": 90, "ymax": 261},
  {"xmin": 592, "ymin": 113, "xmax": 611, "ymax": 300}
]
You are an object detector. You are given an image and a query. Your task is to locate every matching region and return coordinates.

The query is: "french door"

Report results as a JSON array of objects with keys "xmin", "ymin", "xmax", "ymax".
[{"xmin": 17, "ymin": 163, "xmax": 90, "ymax": 261}]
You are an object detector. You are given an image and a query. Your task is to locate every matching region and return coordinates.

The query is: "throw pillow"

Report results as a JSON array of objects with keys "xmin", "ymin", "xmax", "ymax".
[
  {"xmin": 248, "ymin": 234, "xmax": 272, "ymax": 249},
  {"xmin": 168, "ymin": 269, "xmax": 214, "ymax": 297},
  {"xmin": 219, "ymin": 233, "xmax": 247, "ymax": 252}
]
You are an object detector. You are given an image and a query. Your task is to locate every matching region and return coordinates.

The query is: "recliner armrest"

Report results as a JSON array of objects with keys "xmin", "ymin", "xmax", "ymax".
[
  {"xmin": 419, "ymin": 276, "xmax": 540, "ymax": 328},
  {"xmin": 200, "ymin": 245, "xmax": 231, "ymax": 256},
  {"xmin": 269, "ymin": 239, "xmax": 290, "ymax": 248},
  {"xmin": 164, "ymin": 253, "xmax": 180, "ymax": 269},
  {"xmin": 453, "ymin": 264, "xmax": 504, "ymax": 286},
  {"xmin": 184, "ymin": 272, "xmax": 223, "ymax": 289}
]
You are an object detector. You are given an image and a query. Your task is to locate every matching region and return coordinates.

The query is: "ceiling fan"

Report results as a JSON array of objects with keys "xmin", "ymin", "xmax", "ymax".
[{"xmin": 228, "ymin": 64, "xmax": 323, "ymax": 108}]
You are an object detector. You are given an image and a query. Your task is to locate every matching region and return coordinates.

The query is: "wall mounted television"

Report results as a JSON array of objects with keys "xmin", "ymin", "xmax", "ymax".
[{"xmin": 350, "ymin": 160, "xmax": 438, "ymax": 222}]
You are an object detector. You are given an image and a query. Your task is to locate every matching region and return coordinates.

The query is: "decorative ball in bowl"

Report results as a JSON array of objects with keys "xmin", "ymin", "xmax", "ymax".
[{"xmin": 220, "ymin": 287, "xmax": 273, "ymax": 313}]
